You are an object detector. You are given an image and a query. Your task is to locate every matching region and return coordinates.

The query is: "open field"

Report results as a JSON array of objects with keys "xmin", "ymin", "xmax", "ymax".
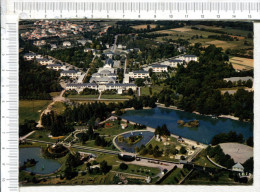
[
  {"xmin": 51, "ymin": 102, "xmax": 66, "ymax": 115},
  {"xmin": 230, "ymin": 56, "xmax": 254, "ymax": 71},
  {"xmin": 96, "ymin": 120, "xmax": 136, "ymax": 136},
  {"xmin": 192, "ymin": 149, "xmax": 218, "ymax": 168},
  {"xmin": 19, "ymin": 100, "xmax": 52, "ymax": 124},
  {"xmin": 219, "ymin": 143, "xmax": 253, "ymax": 164},
  {"xmin": 27, "ymin": 130, "xmax": 68, "ymax": 142},
  {"xmin": 153, "ymin": 25, "xmax": 253, "ymax": 52},
  {"xmin": 101, "ymin": 95, "xmax": 132, "ymax": 99},
  {"xmin": 141, "ymin": 85, "xmax": 164, "ymax": 96},
  {"xmin": 113, "ymin": 164, "xmax": 161, "ymax": 177},
  {"xmin": 171, "ymin": 27, "xmax": 192, "ymax": 32},
  {"xmin": 67, "ymin": 94, "xmax": 99, "ymax": 99},
  {"xmin": 131, "ymin": 24, "xmax": 158, "ymax": 30}
]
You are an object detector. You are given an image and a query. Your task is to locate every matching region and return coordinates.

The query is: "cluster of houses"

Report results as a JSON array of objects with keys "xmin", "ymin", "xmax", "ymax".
[{"xmin": 21, "ymin": 20, "xmax": 98, "ymax": 40}]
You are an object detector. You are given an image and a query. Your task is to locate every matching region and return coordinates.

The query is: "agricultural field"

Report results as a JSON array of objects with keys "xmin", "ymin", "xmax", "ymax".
[
  {"xmin": 229, "ymin": 56, "xmax": 254, "ymax": 71},
  {"xmin": 153, "ymin": 25, "xmax": 253, "ymax": 52},
  {"xmin": 19, "ymin": 100, "xmax": 51, "ymax": 124},
  {"xmin": 131, "ymin": 24, "xmax": 158, "ymax": 30}
]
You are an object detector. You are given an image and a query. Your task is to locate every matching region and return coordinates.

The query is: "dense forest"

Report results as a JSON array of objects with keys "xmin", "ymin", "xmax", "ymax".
[
  {"xmin": 159, "ymin": 44, "xmax": 253, "ymax": 121},
  {"xmin": 19, "ymin": 58, "xmax": 61, "ymax": 100}
]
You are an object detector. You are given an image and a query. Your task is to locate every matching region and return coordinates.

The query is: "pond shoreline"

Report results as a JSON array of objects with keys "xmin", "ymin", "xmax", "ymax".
[
  {"xmin": 156, "ymin": 103, "xmax": 240, "ymax": 121},
  {"xmin": 118, "ymin": 117, "xmax": 208, "ymax": 149}
]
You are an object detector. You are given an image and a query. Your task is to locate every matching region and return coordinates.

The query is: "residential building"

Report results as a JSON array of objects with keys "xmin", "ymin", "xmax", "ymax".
[
  {"xmin": 36, "ymin": 58, "xmax": 54, "ymax": 65},
  {"xmin": 50, "ymin": 44, "xmax": 57, "ymax": 50},
  {"xmin": 146, "ymin": 64, "xmax": 168, "ymax": 73},
  {"xmin": 77, "ymin": 39, "xmax": 87, "ymax": 46},
  {"xmin": 129, "ymin": 70, "xmax": 150, "ymax": 79},
  {"xmin": 66, "ymin": 83, "xmax": 98, "ymax": 93},
  {"xmin": 60, "ymin": 70, "xmax": 81, "ymax": 78},
  {"xmin": 167, "ymin": 59, "xmax": 183, "ymax": 68},
  {"xmin": 178, "ymin": 55, "xmax": 198, "ymax": 63},
  {"xmin": 23, "ymin": 53, "xmax": 36, "ymax": 60},
  {"xmin": 63, "ymin": 41, "xmax": 71, "ymax": 47},
  {"xmin": 46, "ymin": 64, "xmax": 65, "ymax": 71}
]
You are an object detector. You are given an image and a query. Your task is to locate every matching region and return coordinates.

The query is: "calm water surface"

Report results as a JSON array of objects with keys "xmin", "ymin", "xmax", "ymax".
[
  {"xmin": 121, "ymin": 107, "xmax": 253, "ymax": 144},
  {"xmin": 19, "ymin": 147, "xmax": 61, "ymax": 174}
]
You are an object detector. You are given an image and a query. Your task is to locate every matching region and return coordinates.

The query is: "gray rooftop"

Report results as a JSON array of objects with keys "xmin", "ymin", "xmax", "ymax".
[
  {"xmin": 152, "ymin": 64, "xmax": 168, "ymax": 68},
  {"xmin": 169, "ymin": 59, "xmax": 183, "ymax": 62},
  {"xmin": 105, "ymin": 58, "xmax": 114, "ymax": 65},
  {"xmin": 61, "ymin": 70, "xmax": 78, "ymax": 74},
  {"xmin": 106, "ymin": 83, "xmax": 137, "ymax": 87},
  {"xmin": 67, "ymin": 83, "xmax": 97, "ymax": 87},
  {"xmin": 184, "ymin": 55, "xmax": 197, "ymax": 57},
  {"xmin": 48, "ymin": 64, "xmax": 62, "ymax": 67},
  {"xmin": 224, "ymin": 76, "xmax": 253, "ymax": 82},
  {"xmin": 24, "ymin": 53, "xmax": 36, "ymax": 56},
  {"xmin": 133, "ymin": 70, "xmax": 149, "ymax": 74}
]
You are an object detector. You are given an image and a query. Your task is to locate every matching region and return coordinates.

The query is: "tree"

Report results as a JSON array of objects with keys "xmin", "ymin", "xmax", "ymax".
[
  {"xmin": 119, "ymin": 163, "xmax": 128, "ymax": 170},
  {"xmin": 243, "ymin": 157, "xmax": 253, "ymax": 173},
  {"xmin": 128, "ymin": 88, "xmax": 134, "ymax": 95},
  {"xmin": 100, "ymin": 160, "xmax": 111, "ymax": 174},
  {"xmin": 135, "ymin": 78, "xmax": 145, "ymax": 87},
  {"xmin": 180, "ymin": 146, "xmax": 187, "ymax": 154},
  {"xmin": 246, "ymin": 137, "xmax": 253, "ymax": 147}
]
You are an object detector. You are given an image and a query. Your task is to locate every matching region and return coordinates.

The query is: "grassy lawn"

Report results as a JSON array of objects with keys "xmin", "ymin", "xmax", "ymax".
[
  {"xmin": 192, "ymin": 149, "xmax": 218, "ymax": 169},
  {"xmin": 67, "ymin": 94, "xmax": 98, "ymax": 99},
  {"xmin": 19, "ymin": 100, "xmax": 51, "ymax": 124},
  {"xmin": 161, "ymin": 168, "xmax": 189, "ymax": 184},
  {"xmin": 141, "ymin": 85, "xmax": 164, "ymax": 96},
  {"xmin": 141, "ymin": 137, "xmax": 180, "ymax": 162},
  {"xmin": 49, "ymin": 92, "xmax": 60, "ymax": 97},
  {"xmin": 114, "ymin": 164, "xmax": 161, "ymax": 177},
  {"xmin": 101, "ymin": 94, "xmax": 132, "ymax": 99},
  {"xmin": 51, "ymin": 102, "xmax": 66, "ymax": 115},
  {"xmin": 79, "ymin": 138, "xmax": 118, "ymax": 151},
  {"xmin": 27, "ymin": 130, "xmax": 68, "ymax": 142},
  {"xmin": 183, "ymin": 171, "xmax": 243, "ymax": 185},
  {"xmin": 96, "ymin": 120, "xmax": 136, "ymax": 136}
]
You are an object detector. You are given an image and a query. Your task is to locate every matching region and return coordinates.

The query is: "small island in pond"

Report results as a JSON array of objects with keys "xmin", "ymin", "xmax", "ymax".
[
  {"xmin": 118, "ymin": 135, "xmax": 143, "ymax": 145},
  {"xmin": 177, "ymin": 120, "xmax": 200, "ymax": 127},
  {"xmin": 21, "ymin": 158, "xmax": 37, "ymax": 170}
]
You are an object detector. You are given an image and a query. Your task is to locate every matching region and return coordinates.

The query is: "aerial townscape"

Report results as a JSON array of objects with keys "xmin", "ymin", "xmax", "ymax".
[{"xmin": 19, "ymin": 20, "xmax": 253, "ymax": 185}]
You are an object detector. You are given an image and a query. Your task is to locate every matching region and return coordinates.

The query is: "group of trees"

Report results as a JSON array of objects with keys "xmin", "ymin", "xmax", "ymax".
[
  {"xmin": 49, "ymin": 47, "xmax": 94, "ymax": 68},
  {"xmin": 41, "ymin": 111, "xmax": 74, "ymax": 136},
  {"xmin": 136, "ymin": 144, "xmax": 163, "ymax": 158},
  {"xmin": 80, "ymin": 88, "xmax": 99, "ymax": 95},
  {"xmin": 211, "ymin": 131, "xmax": 244, "ymax": 145},
  {"xmin": 206, "ymin": 145, "xmax": 235, "ymax": 169},
  {"xmin": 161, "ymin": 44, "xmax": 253, "ymax": 121},
  {"xmin": 154, "ymin": 124, "xmax": 171, "ymax": 137},
  {"xmin": 207, "ymin": 34, "xmax": 237, "ymax": 41},
  {"xmin": 19, "ymin": 58, "xmax": 61, "ymax": 100},
  {"xmin": 211, "ymin": 132, "xmax": 253, "ymax": 147},
  {"xmin": 64, "ymin": 152, "xmax": 82, "ymax": 179},
  {"xmin": 19, "ymin": 120, "xmax": 37, "ymax": 136}
]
